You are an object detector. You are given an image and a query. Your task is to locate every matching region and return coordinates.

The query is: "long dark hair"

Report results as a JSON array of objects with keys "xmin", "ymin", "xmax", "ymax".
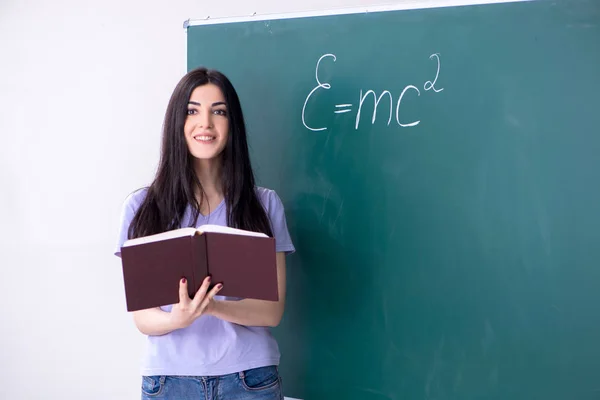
[{"xmin": 128, "ymin": 67, "xmax": 273, "ymax": 239}]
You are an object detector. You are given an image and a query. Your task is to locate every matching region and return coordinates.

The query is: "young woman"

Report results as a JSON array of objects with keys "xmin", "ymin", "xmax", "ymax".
[{"xmin": 114, "ymin": 67, "xmax": 295, "ymax": 399}]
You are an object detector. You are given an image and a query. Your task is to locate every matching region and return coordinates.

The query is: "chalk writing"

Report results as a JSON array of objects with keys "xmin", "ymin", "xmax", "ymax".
[
  {"xmin": 302, "ymin": 53, "xmax": 336, "ymax": 132},
  {"xmin": 356, "ymin": 90, "xmax": 393, "ymax": 129},
  {"xmin": 424, "ymin": 53, "xmax": 444, "ymax": 93},
  {"xmin": 302, "ymin": 52, "xmax": 444, "ymax": 131}
]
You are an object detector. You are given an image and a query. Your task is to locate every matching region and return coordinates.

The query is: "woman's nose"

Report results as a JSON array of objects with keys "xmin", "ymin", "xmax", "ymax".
[{"xmin": 199, "ymin": 111, "xmax": 212, "ymax": 128}]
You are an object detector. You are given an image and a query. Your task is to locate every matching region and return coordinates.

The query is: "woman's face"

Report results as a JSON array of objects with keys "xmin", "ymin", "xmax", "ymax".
[{"xmin": 184, "ymin": 83, "xmax": 229, "ymax": 163}]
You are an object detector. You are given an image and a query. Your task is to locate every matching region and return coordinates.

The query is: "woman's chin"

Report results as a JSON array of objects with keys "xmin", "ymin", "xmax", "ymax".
[{"xmin": 190, "ymin": 151, "xmax": 224, "ymax": 163}]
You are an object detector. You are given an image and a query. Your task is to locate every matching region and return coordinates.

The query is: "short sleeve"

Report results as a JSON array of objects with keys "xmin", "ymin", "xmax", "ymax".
[
  {"xmin": 114, "ymin": 189, "xmax": 146, "ymax": 257},
  {"xmin": 265, "ymin": 190, "xmax": 295, "ymax": 255}
]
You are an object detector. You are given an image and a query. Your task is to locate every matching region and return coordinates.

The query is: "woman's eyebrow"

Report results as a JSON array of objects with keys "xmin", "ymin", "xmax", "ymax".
[{"xmin": 187, "ymin": 101, "xmax": 227, "ymax": 107}]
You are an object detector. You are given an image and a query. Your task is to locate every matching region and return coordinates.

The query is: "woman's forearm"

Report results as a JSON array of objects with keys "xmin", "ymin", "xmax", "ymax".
[
  {"xmin": 133, "ymin": 307, "xmax": 180, "ymax": 336},
  {"xmin": 209, "ymin": 298, "xmax": 284, "ymax": 327}
]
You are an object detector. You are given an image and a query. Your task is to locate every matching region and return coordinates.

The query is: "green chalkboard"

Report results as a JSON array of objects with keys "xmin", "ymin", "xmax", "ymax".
[{"xmin": 187, "ymin": 0, "xmax": 600, "ymax": 398}]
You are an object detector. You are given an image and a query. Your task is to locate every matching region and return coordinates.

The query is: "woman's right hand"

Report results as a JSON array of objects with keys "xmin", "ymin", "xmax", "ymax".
[{"xmin": 169, "ymin": 276, "xmax": 223, "ymax": 330}]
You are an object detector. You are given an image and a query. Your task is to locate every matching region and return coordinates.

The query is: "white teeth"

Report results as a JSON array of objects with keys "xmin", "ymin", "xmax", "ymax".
[{"xmin": 194, "ymin": 136, "xmax": 215, "ymax": 141}]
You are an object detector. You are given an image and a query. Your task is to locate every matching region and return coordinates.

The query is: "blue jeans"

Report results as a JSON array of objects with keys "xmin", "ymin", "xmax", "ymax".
[{"xmin": 141, "ymin": 365, "xmax": 283, "ymax": 399}]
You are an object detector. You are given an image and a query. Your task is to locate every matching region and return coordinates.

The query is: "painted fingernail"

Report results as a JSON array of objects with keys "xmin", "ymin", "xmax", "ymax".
[
  {"xmin": 217, "ymin": 284, "xmax": 223, "ymax": 289},
  {"xmin": 181, "ymin": 278, "xmax": 186, "ymax": 284}
]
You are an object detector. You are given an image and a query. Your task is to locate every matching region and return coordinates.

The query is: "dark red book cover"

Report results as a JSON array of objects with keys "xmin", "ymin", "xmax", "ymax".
[{"xmin": 120, "ymin": 227, "xmax": 277, "ymax": 312}]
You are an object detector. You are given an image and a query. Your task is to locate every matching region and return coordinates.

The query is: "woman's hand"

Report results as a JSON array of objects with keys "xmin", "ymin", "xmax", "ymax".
[{"xmin": 168, "ymin": 276, "xmax": 223, "ymax": 330}]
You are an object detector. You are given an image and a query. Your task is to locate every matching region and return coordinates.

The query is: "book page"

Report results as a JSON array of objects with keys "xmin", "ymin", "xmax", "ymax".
[
  {"xmin": 198, "ymin": 224, "xmax": 269, "ymax": 238},
  {"xmin": 122, "ymin": 227, "xmax": 198, "ymax": 247}
]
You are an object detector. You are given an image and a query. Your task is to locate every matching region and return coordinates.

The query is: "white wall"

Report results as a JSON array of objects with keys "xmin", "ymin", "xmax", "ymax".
[{"xmin": 0, "ymin": 0, "xmax": 390, "ymax": 398}]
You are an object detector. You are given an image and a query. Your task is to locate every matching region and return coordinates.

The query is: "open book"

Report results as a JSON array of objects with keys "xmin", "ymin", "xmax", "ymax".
[{"xmin": 119, "ymin": 225, "xmax": 277, "ymax": 312}]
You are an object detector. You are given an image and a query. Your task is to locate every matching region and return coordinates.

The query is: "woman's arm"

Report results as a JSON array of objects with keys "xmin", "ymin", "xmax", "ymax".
[
  {"xmin": 208, "ymin": 252, "xmax": 287, "ymax": 327},
  {"xmin": 132, "ymin": 307, "xmax": 179, "ymax": 336}
]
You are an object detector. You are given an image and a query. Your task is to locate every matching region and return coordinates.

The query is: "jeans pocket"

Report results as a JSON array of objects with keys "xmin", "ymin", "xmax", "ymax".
[
  {"xmin": 141, "ymin": 376, "xmax": 165, "ymax": 397},
  {"xmin": 239, "ymin": 365, "xmax": 280, "ymax": 392}
]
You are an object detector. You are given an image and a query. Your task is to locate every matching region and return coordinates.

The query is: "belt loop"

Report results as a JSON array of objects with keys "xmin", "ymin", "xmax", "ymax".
[{"xmin": 238, "ymin": 370, "xmax": 245, "ymax": 379}]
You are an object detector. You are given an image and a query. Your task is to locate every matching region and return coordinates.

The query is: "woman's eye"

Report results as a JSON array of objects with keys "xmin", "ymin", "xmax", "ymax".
[
  {"xmin": 214, "ymin": 109, "xmax": 227, "ymax": 116},
  {"xmin": 187, "ymin": 109, "xmax": 197, "ymax": 115}
]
